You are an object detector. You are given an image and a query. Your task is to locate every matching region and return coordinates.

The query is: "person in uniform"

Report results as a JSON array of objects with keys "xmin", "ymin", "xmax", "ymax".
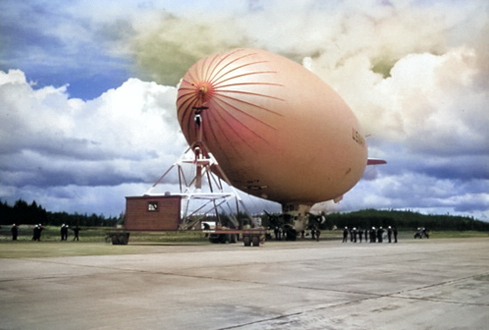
[
  {"xmin": 32, "ymin": 224, "xmax": 43, "ymax": 241},
  {"xmin": 342, "ymin": 227, "xmax": 348, "ymax": 243},
  {"xmin": 314, "ymin": 226, "xmax": 320, "ymax": 242},
  {"xmin": 72, "ymin": 226, "xmax": 81, "ymax": 241},
  {"xmin": 11, "ymin": 224, "xmax": 18, "ymax": 241},
  {"xmin": 377, "ymin": 227, "xmax": 384, "ymax": 243},
  {"xmin": 32, "ymin": 225, "xmax": 39, "ymax": 241},
  {"xmin": 370, "ymin": 227, "xmax": 376, "ymax": 243},
  {"xmin": 62, "ymin": 224, "xmax": 69, "ymax": 240}
]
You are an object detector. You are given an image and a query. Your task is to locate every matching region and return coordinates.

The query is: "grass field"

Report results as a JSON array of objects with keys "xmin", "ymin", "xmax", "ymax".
[
  {"xmin": 0, "ymin": 226, "xmax": 208, "ymax": 243},
  {"xmin": 0, "ymin": 226, "xmax": 487, "ymax": 259},
  {"xmin": 0, "ymin": 226, "xmax": 210, "ymax": 258}
]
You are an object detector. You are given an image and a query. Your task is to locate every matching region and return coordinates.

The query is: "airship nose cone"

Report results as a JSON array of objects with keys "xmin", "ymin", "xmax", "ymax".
[{"xmin": 194, "ymin": 82, "xmax": 214, "ymax": 104}]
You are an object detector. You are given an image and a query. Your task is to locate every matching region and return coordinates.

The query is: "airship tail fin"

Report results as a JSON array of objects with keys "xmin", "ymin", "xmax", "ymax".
[{"xmin": 367, "ymin": 158, "xmax": 387, "ymax": 165}]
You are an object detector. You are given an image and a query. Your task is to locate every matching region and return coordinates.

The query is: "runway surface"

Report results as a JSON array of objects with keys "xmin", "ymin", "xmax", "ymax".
[{"xmin": 1, "ymin": 238, "xmax": 489, "ymax": 329}]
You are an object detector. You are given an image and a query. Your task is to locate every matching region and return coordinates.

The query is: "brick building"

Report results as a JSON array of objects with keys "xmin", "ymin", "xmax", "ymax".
[{"xmin": 124, "ymin": 195, "xmax": 182, "ymax": 231}]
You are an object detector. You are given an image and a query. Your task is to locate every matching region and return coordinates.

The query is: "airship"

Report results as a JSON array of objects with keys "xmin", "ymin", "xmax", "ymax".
[{"xmin": 176, "ymin": 48, "xmax": 384, "ymax": 237}]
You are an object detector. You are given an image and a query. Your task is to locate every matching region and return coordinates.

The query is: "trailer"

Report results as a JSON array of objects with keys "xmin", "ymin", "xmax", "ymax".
[
  {"xmin": 106, "ymin": 230, "xmax": 130, "ymax": 245},
  {"xmin": 204, "ymin": 228, "xmax": 265, "ymax": 246},
  {"xmin": 105, "ymin": 189, "xmax": 263, "ymax": 246},
  {"xmin": 105, "ymin": 151, "xmax": 263, "ymax": 246},
  {"xmin": 107, "ymin": 114, "xmax": 263, "ymax": 246}
]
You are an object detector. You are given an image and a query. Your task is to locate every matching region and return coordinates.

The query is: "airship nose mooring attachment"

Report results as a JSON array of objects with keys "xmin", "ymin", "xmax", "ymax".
[{"xmin": 196, "ymin": 82, "xmax": 214, "ymax": 103}]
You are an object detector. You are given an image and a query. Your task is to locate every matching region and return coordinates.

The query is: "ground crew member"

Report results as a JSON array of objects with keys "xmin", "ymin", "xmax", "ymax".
[
  {"xmin": 32, "ymin": 224, "xmax": 43, "ymax": 241},
  {"xmin": 11, "ymin": 224, "xmax": 18, "ymax": 240},
  {"xmin": 61, "ymin": 224, "xmax": 69, "ymax": 240},
  {"xmin": 370, "ymin": 227, "xmax": 376, "ymax": 243},
  {"xmin": 72, "ymin": 226, "xmax": 81, "ymax": 241},
  {"xmin": 377, "ymin": 227, "xmax": 384, "ymax": 243},
  {"xmin": 313, "ymin": 227, "xmax": 320, "ymax": 242},
  {"xmin": 60, "ymin": 224, "xmax": 66, "ymax": 241}
]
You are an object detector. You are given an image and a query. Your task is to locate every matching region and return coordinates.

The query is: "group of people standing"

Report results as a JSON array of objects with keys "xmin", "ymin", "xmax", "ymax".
[
  {"xmin": 7, "ymin": 223, "xmax": 80, "ymax": 241},
  {"xmin": 32, "ymin": 224, "xmax": 44, "ymax": 241},
  {"xmin": 60, "ymin": 224, "xmax": 81, "ymax": 241},
  {"xmin": 343, "ymin": 226, "xmax": 398, "ymax": 243}
]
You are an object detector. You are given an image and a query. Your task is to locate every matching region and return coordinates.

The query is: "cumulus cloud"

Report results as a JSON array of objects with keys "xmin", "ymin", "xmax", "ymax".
[
  {"xmin": 342, "ymin": 50, "xmax": 489, "ymax": 153},
  {"xmin": 0, "ymin": 69, "xmax": 187, "ymax": 214}
]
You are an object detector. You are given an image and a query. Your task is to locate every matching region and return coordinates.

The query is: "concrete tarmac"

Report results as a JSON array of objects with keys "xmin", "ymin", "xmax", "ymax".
[{"xmin": 1, "ymin": 238, "xmax": 489, "ymax": 330}]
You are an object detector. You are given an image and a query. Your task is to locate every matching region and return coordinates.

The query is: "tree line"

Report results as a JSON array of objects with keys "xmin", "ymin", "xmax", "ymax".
[
  {"xmin": 0, "ymin": 199, "xmax": 121, "ymax": 227},
  {"xmin": 323, "ymin": 209, "xmax": 489, "ymax": 231}
]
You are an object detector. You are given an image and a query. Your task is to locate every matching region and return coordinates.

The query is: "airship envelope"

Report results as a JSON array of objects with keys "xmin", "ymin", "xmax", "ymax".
[{"xmin": 177, "ymin": 48, "xmax": 368, "ymax": 206}]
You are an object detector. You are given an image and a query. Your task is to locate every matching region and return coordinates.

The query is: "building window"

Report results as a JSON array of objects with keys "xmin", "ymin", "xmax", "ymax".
[{"xmin": 148, "ymin": 202, "xmax": 158, "ymax": 212}]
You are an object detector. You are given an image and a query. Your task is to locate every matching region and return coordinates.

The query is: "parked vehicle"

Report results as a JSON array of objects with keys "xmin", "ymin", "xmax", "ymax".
[{"xmin": 414, "ymin": 227, "xmax": 429, "ymax": 239}]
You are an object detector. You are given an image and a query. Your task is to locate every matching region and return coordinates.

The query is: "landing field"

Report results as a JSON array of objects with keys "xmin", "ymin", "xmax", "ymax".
[{"xmin": 1, "ymin": 237, "xmax": 488, "ymax": 329}]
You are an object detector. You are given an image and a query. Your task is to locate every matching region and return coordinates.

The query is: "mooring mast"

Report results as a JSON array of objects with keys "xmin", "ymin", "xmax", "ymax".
[{"xmin": 145, "ymin": 107, "xmax": 257, "ymax": 231}]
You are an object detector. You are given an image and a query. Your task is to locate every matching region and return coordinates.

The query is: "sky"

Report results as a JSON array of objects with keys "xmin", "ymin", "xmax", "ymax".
[{"xmin": 0, "ymin": 0, "xmax": 488, "ymax": 221}]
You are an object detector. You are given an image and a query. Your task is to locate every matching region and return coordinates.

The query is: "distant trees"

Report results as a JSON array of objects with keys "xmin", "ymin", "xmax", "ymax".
[
  {"xmin": 325, "ymin": 209, "xmax": 489, "ymax": 231},
  {"xmin": 0, "ymin": 199, "xmax": 120, "ymax": 227},
  {"xmin": 0, "ymin": 200, "xmax": 47, "ymax": 225}
]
